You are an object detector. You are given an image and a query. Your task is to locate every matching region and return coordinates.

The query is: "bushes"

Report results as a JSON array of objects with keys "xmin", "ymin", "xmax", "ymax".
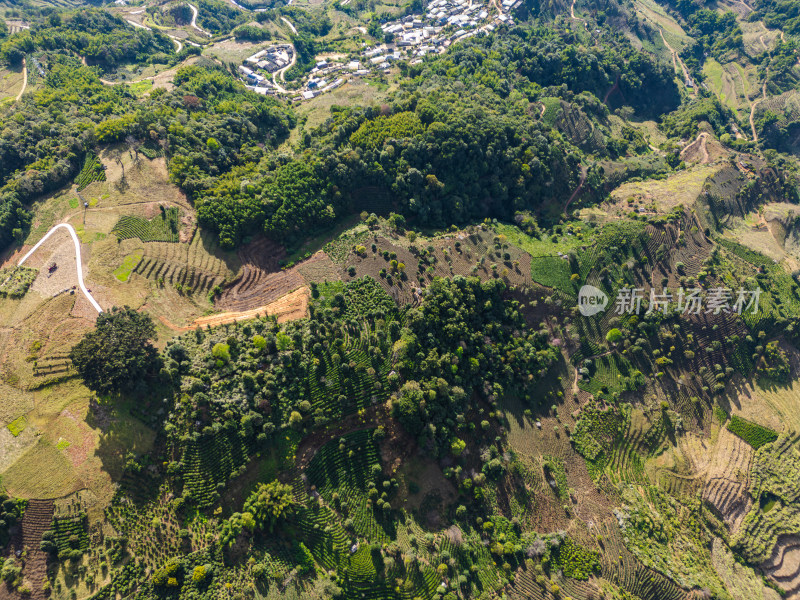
[
  {"xmin": 0, "ymin": 266, "xmax": 37, "ymax": 298},
  {"xmin": 112, "ymin": 207, "xmax": 180, "ymax": 243},
  {"xmin": 75, "ymin": 152, "xmax": 106, "ymax": 191},
  {"xmin": 727, "ymin": 415, "xmax": 778, "ymax": 449},
  {"xmin": 41, "ymin": 513, "xmax": 90, "ymax": 559},
  {"xmin": 243, "ymin": 481, "xmax": 296, "ymax": 532},
  {"xmin": 550, "ymin": 538, "xmax": 600, "ymax": 580}
]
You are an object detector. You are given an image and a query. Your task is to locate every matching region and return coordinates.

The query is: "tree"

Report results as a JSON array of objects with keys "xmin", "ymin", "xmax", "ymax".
[
  {"xmin": 69, "ymin": 306, "xmax": 162, "ymax": 396},
  {"xmin": 606, "ymin": 328, "xmax": 623, "ymax": 344},
  {"xmin": 243, "ymin": 481, "xmax": 296, "ymax": 532}
]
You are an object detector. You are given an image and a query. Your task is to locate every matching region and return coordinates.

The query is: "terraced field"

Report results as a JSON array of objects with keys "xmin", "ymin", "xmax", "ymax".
[
  {"xmin": 5, "ymin": 499, "xmax": 54, "ymax": 600},
  {"xmin": 701, "ymin": 427, "xmax": 754, "ymax": 529},
  {"xmin": 216, "ymin": 237, "xmax": 306, "ymax": 312},
  {"xmin": 132, "ymin": 228, "xmax": 238, "ymax": 294}
]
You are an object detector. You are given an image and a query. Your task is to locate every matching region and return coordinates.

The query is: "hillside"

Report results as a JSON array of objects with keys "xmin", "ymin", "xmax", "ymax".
[{"xmin": 1, "ymin": 0, "xmax": 800, "ymax": 599}]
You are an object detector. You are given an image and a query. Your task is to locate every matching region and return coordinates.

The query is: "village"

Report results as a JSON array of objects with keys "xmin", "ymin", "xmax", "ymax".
[{"xmin": 238, "ymin": 0, "xmax": 518, "ymax": 100}]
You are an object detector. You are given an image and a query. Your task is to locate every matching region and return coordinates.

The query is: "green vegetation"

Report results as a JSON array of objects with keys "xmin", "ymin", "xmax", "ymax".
[
  {"xmin": 7, "ymin": 415, "xmax": 26, "ymax": 437},
  {"xmin": 113, "ymin": 252, "xmax": 143, "ymax": 282},
  {"xmin": 75, "ymin": 152, "xmax": 106, "ymax": 191},
  {"xmin": 727, "ymin": 415, "xmax": 779, "ymax": 449},
  {"xmin": 5, "ymin": 2, "xmax": 800, "ymax": 599},
  {"xmin": 69, "ymin": 306, "xmax": 162, "ymax": 396},
  {"xmin": 0, "ymin": 266, "xmax": 37, "ymax": 298},
  {"xmin": 112, "ymin": 207, "xmax": 181, "ymax": 243}
]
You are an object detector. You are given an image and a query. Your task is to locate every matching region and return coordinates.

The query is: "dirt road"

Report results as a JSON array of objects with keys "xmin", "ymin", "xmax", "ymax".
[
  {"xmin": 570, "ymin": 0, "xmax": 586, "ymax": 25},
  {"xmin": 188, "ymin": 4, "xmax": 212, "ymax": 37},
  {"xmin": 750, "ymin": 81, "xmax": 767, "ymax": 142},
  {"xmin": 280, "ymin": 16, "xmax": 297, "ymax": 35},
  {"xmin": 18, "ymin": 224, "xmax": 103, "ymax": 313},
  {"xmin": 659, "ymin": 27, "xmax": 694, "ymax": 93},
  {"xmin": 680, "ymin": 131, "xmax": 710, "ymax": 163},
  {"xmin": 14, "ymin": 58, "xmax": 26, "ymax": 103},
  {"xmin": 275, "ymin": 44, "xmax": 297, "ymax": 87}
]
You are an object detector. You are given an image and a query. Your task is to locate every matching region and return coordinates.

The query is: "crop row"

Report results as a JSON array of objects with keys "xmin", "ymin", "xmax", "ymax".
[
  {"xmin": 75, "ymin": 153, "xmax": 106, "ymax": 191},
  {"xmin": 112, "ymin": 207, "xmax": 180, "ymax": 243}
]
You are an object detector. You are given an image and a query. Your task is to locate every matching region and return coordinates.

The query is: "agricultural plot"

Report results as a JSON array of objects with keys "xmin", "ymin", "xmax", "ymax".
[
  {"xmin": 43, "ymin": 512, "xmax": 90, "ymax": 559},
  {"xmin": 132, "ymin": 227, "xmax": 238, "ymax": 295},
  {"xmin": 112, "ymin": 206, "xmax": 181, "ymax": 243},
  {"xmin": 727, "ymin": 415, "xmax": 778, "ymax": 449},
  {"xmin": 530, "ymin": 256, "xmax": 575, "ymax": 296},
  {"xmin": 306, "ymin": 430, "xmax": 392, "ymax": 543},
  {"xmin": 734, "ymin": 433, "xmax": 800, "ymax": 566},
  {"xmin": 75, "ymin": 152, "xmax": 107, "ymax": 191},
  {"xmin": 113, "ymin": 251, "xmax": 143, "ymax": 282}
]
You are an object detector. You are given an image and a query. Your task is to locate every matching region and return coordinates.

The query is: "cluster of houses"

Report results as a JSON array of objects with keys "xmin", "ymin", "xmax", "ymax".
[
  {"xmin": 238, "ymin": 0, "xmax": 517, "ymax": 101},
  {"xmin": 238, "ymin": 44, "xmax": 294, "ymax": 86}
]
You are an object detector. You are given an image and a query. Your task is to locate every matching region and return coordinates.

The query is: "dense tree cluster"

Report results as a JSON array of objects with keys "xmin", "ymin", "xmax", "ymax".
[
  {"xmin": 752, "ymin": 0, "xmax": 800, "ymax": 36},
  {"xmin": 392, "ymin": 276, "xmax": 559, "ymax": 451},
  {"xmin": 0, "ymin": 57, "xmax": 293, "ymax": 251},
  {"xmin": 194, "ymin": 25, "xmax": 679, "ymax": 248},
  {"xmin": 0, "ymin": 9, "xmax": 173, "ymax": 67},
  {"xmin": 158, "ymin": 276, "xmax": 556, "ymax": 507},
  {"xmin": 70, "ymin": 306, "xmax": 163, "ymax": 396}
]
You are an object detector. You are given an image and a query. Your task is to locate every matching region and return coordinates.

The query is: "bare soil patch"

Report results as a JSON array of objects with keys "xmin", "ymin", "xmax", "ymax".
[
  {"xmin": 194, "ymin": 286, "xmax": 310, "ymax": 328},
  {"xmin": 216, "ymin": 237, "xmax": 304, "ymax": 312}
]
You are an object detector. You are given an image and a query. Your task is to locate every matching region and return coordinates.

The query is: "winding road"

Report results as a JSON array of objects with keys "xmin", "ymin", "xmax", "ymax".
[
  {"xmin": 280, "ymin": 16, "xmax": 297, "ymax": 35},
  {"xmin": 570, "ymin": 0, "xmax": 586, "ymax": 25},
  {"xmin": 659, "ymin": 27, "xmax": 694, "ymax": 93},
  {"xmin": 273, "ymin": 45, "xmax": 297, "ymax": 90},
  {"xmin": 125, "ymin": 19, "xmax": 151, "ymax": 31},
  {"xmin": 18, "ymin": 224, "xmax": 103, "ymax": 314},
  {"xmin": 188, "ymin": 4, "xmax": 212, "ymax": 37}
]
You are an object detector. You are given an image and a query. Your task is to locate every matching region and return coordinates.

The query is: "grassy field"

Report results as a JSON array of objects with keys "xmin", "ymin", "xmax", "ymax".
[
  {"xmin": 113, "ymin": 251, "xmax": 143, "ymax": 282},
  {"xmin": 0, "ymin": 66, "xmax": 24, "ymax": 104},
  {"xmin": 703, "ymin": 59, "xmax": 725, "ymax": 102},
  {"xmin": 295, "ymin": 78, "xmax": 395, "ymax": 134},
  {"xmin": 609, "ymin": 164, "xmax": 720, "ymax": 213},
  {"xmin": 1, "ymin": 439, "xmax": 82, "ymax": 498},
  {"xmin": 633, "ymin": 0, "xmax": 690, "ymax": 53}
]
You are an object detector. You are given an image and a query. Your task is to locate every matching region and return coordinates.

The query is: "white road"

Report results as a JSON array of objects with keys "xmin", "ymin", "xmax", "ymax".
[
  {"xmin": 126, "ymin": 19, "xmax": 152, "ymax": 31},
  {"xmin": 188, "ymin": 4, "xmax": 213, "ymax": 37},
  {"xmin": 18, "ymin": 224, "xmax": 103, "ymax": 313},
  {"xmin": 170, "ymin": 35, "xmax": 184, "ymax": 53}
]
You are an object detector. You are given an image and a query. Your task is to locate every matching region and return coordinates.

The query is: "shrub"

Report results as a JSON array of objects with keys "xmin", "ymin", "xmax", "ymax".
[
  {"xmin": 727, "ymin": 415, "xmax": 778, "ymax": 449},
  {"xmin": 212, "ymin": 343, "xmax": 230, "ymax": 363}
]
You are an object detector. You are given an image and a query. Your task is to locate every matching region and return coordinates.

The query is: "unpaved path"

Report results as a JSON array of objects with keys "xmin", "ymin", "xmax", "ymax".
[
  {"xmin": 661, "ymin": 28, "xmax": 678, "ymax": 74},
  {"xmin": 280, "ymin": 16, "xmax": 297, "ymax": 35},
  {"xmin": 126, "ymin": 19, "xmax": 151, "ymax": 31},
  {"xmin": 570, "ymin": 0, "xmax": 586, "ymax": 25},
  {"xmin": 750, "ymin": 81, "xmax": 767, "ymax": 142},
  {"xmin": 659, "ymin": 27, "xmax": 694, "ymax": 93},
  {"xmin": 564, "ymin": 165, "xmax": 588, "ymax": 215},
  {"xmin": 274, "ymin": 44, "xmax": 297, "ymax": 87},
  {"xmin": 14, "ymin": 58, "xmax": 26, "ymax": 103},
  {"xmin": 18, "ymin": 224, "xmax": 103, "ymax": 313},
  {"xmin": 680, "ymin": 131, "xmax": 710, "ymax": 163}
]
